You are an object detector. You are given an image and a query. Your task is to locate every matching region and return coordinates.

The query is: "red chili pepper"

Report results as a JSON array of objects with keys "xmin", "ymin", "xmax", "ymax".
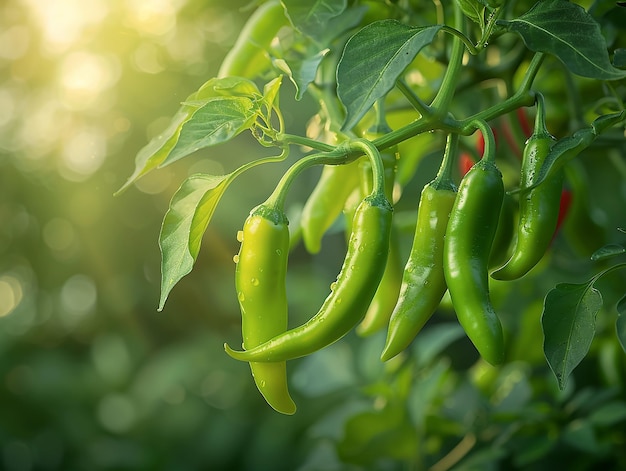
[
  {"xmin": 458, "ymin": 152, "xmax": 475, "ymax": 177},
  {"xmin": 552, "ymin": 188, "xmax": 573, "ymax": 241}
]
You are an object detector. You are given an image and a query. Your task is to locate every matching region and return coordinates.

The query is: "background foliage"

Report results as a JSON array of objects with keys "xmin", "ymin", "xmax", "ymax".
[{"xmin": 1, "ymin": 1, "xmax": 625, "ymax": 470}]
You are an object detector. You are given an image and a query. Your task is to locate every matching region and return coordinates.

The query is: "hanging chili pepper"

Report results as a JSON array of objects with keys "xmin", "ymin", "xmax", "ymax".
[
  {"xmin": 381, "ymin": 133, "xmax": 458, "ymax": 361},
  {"xmin": 444, "ymin": 122, "xmax": 505, "ymax": 366},
  {"xmin": 491, "ymin": 93, "xmax": 563, "ymax": 280},
  {"xmin": 234, "ymin": 204, "xmax": 297, "ymax": 414},
  {"xmin": 224, "ymin": 139, "xmax": 393, "ymax": 362}
]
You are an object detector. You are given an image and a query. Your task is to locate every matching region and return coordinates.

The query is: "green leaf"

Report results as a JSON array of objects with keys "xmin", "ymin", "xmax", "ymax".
[
  {"xmin": 116, "ymin": 77, "xmax": 261, "ymax": 194},
  {"xmin": 164, "ymin": 96, "xmax": 260, "ymax": 165},
  {"xmin": 281, "ymin": 0, "xmax": 347, "ymax": 41},
  {"xmin": 158, "ymin": 174, "xmax": 232, "ymax": 310},
  {"xmin": 274, "ymin": 49, "xmax": 329, "ymax": 100},
  {"xmin": 455, "ymin": 0, "xmax": 486, "ymax": 25},
  {"xmin": 590, "ymin": 244, "xmax": 626, "ymax": 261},
  {"xmin": 616, "ymin": 294, "xmax": 626, "ymax": 353},
  {"xmin": 541, "ymin": 282, "xmax": 603, "ymax": 390},
  {"xmin": 412, "ymin": 323, "xmax": 465, "ymax": 368},
  {"xmin": 337, "ymin": 20, "xmax": 441, "ymax": 130},
  {"xmin": 520, "ymin": 112, "xmax": 624, "ymax": 194},
  {"xmin": 497, "ymin": 0, "xmax": 626, "ymax": 80}
]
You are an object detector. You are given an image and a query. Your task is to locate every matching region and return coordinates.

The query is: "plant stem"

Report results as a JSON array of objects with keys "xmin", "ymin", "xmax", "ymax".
[
  {"xmin": 396, "ymin": 79, "xmax": 432, "ymax": 117},
  {"xmin": 430, "ymin": 4, "xmax": 466, "ymax": 113}
]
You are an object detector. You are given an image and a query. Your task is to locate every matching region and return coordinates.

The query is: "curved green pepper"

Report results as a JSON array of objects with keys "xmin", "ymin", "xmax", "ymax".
[
  {"xmin": 235, "ymin": 204, "xmax": 296, "ymax": 414},
  {"xmin": 381, "ymin": 133, "xmax": 458, "ymax": 361},
  {"xmin": 491, "ymin": 94, "xmax": 562, "ymax": 280},
  {"xmin": 357, "ymin": 141, "xmax": 402, "ymax": 337},
  {"xmin": 300, "ymin": 160, "xmax": 361, "ymax": 254},
  {"xmin": 226, "ymin": 193, "xmax": 392, "ymax": 362},
  {"xmin": 444, "ymin": 124, "xmax": 505, "ymax": 366},
  {"xmin": 218, "ymin": 1, "xmax": 289, "ymax": 79},
  {"xmin": 224, "ymin": 140, "xmax": 393, "ymax": 362}
]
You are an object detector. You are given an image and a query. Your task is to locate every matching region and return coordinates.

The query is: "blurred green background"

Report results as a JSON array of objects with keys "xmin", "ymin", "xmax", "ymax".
[
  {"xmin": 0, "ymin": 1, "xmax": 322, "ymax": 469},
  {"xmin": 2, "ymin": 1, "xmax": 626, "ymax": 470}
]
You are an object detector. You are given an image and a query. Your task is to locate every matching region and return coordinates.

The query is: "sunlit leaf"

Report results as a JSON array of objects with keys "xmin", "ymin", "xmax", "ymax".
[
  {"xmin": 116, "ymin": 77, "xmax": 261, "ymax": 194},
  {"xmin": 498, "ymin": 0, "xmax": 626, "ymax": 80},
  {"xmin": 616, "ymin": 294, "xmax": 626, "ymax": 353},
  {"xmin": 590, "ymin": 244, "xmax": 626, "ymax": 261},
  {"xmin": 337, "ymin": 21, "xmax": 441, "ymax": 130},
  {"xmin": 158, "ymin": 174, "xmax": 231, "ymax": 310},
  {"xmin": 542, "ymin": 282, "xmax": 602, "ymax": 390},
  {"xmin": 164, "ymin": 96, "xmax": 260, "ymax": 165}
]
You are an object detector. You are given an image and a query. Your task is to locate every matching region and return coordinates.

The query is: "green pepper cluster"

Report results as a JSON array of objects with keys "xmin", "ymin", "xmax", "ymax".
[{"xmin": 224, "ymin": 96, "xmax": 574, "ymax": 413}]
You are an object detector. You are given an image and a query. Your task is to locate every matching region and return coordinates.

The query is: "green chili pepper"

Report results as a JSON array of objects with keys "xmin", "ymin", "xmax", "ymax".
[
  {"xmin": 300, "ymin": 160, "xmax": 361, "ymax": 254},
  {"xmin": 224, "ymin": 139, "xmax": 393, "ymax": 362},
  {"xmin": 356, "ymin": 135, "xmax": 402, "ymax": 337},
  {"xmin": 218, "ymin": 1, "xmax": 288, "ymax": 79},
  {"xmin": 444, "ymin": 123, "xmax": 505, "ymax": 366},
  {"xmin": 381, "ymin": 134, "xmax": 459, "ymax": 361},
  {"xmin": 491, "ymin": 94, "xmax": 562, "ymax": 280},
  {"xmin": 235, "ymin": 204, "xmax": 296, "ymax": 414}
]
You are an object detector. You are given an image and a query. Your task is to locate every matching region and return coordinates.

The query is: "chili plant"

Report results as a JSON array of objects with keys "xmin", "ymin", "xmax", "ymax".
[{"xmin": 120, "ymin": 0, "xmax": 626, "ymax": 468}]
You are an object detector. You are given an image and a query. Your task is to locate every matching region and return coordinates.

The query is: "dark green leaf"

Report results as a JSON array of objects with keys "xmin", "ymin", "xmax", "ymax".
[
  {"xmin": 412, "ymin": 323, "xmax": 465, "ymax": 367},
  {"xmin": 562, "ymin": 420, "xmax": 602, "ymax": 454},
  {"xmin": 591, "ymin": 110, "xmax": 626, "ymax": 134},
  {"xmin": 542, "ymin": 282, "xmax": 603, "ymax": 390},
  {"xmin": 158, "ymin": 174, "xmax": 232, "ymax": 310},
  {"xmin": 520, "ymin": 127, "xmax": 596, "ymax": 193},
  {"xmin": 282, "ymin": 0, "xmax": 347, "ymax": 40},
  {"xmin": 274, "ymin": 49, "xmax": 329, "ymax": 100},
  {"xmin": 591, "ymin": 244, "xmax": 626, "ymax": 261},
  {"xmin": 616, "ymin": 294, "xmax": 626, "ymax": 353},
  {"xmin": 337, "ymin": 21, "xmax": 441, "ymax": 130},
  {"xmin": 164, "ymin": 96, "xmax": 260, "ymax": 165},
  {"xmin": 588, "ymin": 401, "xmax": 626, "ymax": 426},
  {"xmin": 497, "ymin": 0, "xmax": 626, "ymax": 80}
]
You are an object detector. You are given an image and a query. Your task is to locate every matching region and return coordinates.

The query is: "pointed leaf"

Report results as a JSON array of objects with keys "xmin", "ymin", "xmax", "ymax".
[
  {"xmin": 282, "ymin": 0, "xmax": 347, "ymax": 41},
  {"xmin": 158, "ymin": 174, "xmax": 232, "ymax": 310},
  {"xmin": 274, "ymin": 49, "xmax": 329, "ymax": 100},
  {"xmin": 164, "ymin": 96, "xmax": 260, "ymax": 165},
  {"xmin": 617, "ymin": 294, "xmax": 626, "ymax": 353},
  {"xmin": 542, "ymin": 282, "xmax": 603, "ymax": 390},
  {"xmin": 337, "ymin": 21, "xmax": 441, "ymax": 130},
  {"xmin": 591, "ymin": 244, "xmax": 626, "ymax": 261},
  {"xmin": 498, "ymin": 0, "xmax": 626, "ymax": 80},
  {"xmin": 116, "ymin": 77, "xmax": 261, "ymax": 193}
]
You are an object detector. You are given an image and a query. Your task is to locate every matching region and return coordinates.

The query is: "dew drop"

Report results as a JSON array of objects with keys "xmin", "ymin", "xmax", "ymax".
[
  {"xmin": 259, "ymin": 379, "xmax": 267, "ymax": 388},
  {"xmin": 275, "ymin": 249, "xmax": 282, "ymax": 256},
  {"xmin": 237, "ymin": 291, "xmax": 245, "ymax": 302},
  {"xmin": 330, "ymin": 281, "xmax": 337, "ymax": 291},
  {"xmin": 236, "ymin": 230, "xmax": 244, "ymax": 242},
  {"xmin": 233, "ymin": 254, "xmax": 240, "ymax": 264},
  {"xmin": 251, "ymin": 278, "xmax": 260, "ymax": 287}
]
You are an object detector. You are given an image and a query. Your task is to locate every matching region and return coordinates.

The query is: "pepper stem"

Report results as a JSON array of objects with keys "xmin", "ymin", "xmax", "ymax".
[
  {"xmin": 473, "ymin": 119, "xmax": 496, "ymax": 164},
  {"xmin": 432, "ymin": 132, "xmax": 459, "ymax": 191},
  {"xmin": 347, "ymin": 139, "xmax": 386, "ymax": 198}
]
